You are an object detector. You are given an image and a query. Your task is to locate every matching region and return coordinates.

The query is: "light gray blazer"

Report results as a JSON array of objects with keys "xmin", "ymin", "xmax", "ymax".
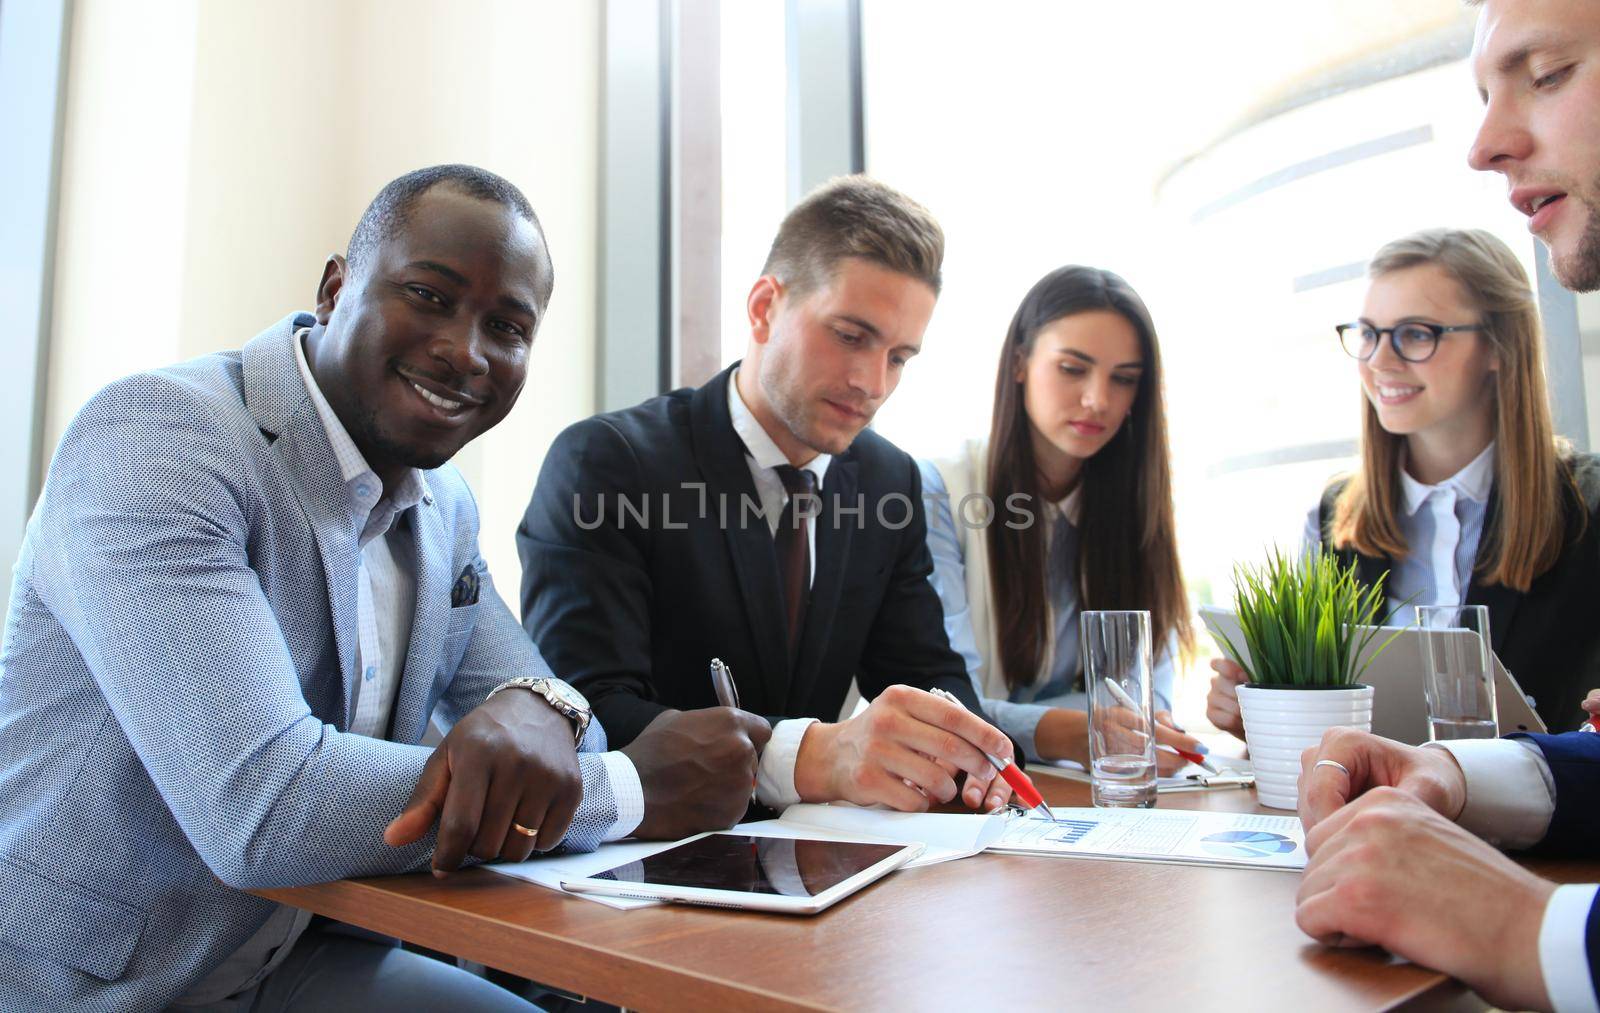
[{"xmin": 0, "ymin": 314, "xmax": 617, "ymax": 1013}]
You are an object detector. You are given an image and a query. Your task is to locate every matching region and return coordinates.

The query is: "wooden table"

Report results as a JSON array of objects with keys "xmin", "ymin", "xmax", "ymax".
[{"xmin": 255, "ymin": 774, "xmax": 1585, "ymax": 1012}]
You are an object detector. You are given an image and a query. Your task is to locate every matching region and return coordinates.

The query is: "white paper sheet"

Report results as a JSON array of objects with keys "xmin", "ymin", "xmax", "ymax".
[
  {"xmin": 738, "ymin": 803, "xmax": 1006, "ymax": 867},
  {"xmin": 989, "ymin": 807, "xmax": 1305, "ymax": 871},
  {"xmin": 491, "ymin": 839, "xmax": 683, "ymax": 909}
]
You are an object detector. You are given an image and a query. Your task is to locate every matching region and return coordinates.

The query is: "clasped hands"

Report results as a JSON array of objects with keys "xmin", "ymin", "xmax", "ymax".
[{"xmin": 1295, "ymin": 727, "xmax": 1554, "ymax": 1011}]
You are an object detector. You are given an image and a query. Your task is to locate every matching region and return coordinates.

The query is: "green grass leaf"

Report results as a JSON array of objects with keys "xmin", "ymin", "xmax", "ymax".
[{"xmin": 1229, "ymin": 548, "xmax": 1408, "ymax": 687}]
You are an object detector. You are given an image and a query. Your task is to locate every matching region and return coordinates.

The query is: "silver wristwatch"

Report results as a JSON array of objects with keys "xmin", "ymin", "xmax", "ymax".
[{"xmin": 486, "ymin": 676, "xmax": 592, "ymax": 746}]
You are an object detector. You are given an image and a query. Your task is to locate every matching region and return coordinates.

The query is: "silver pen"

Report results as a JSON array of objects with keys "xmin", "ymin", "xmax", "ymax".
[{"xmin": 709, "ymin": 657, "xmax": 740, "ymax": 709}]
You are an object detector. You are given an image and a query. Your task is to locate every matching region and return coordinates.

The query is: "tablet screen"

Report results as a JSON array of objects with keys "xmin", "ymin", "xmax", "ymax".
[{"xmin": 592, "ymin": 834, "xmax": 905, "ymax": 897}]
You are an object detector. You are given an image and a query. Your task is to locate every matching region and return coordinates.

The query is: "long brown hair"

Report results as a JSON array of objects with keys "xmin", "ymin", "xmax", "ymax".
[
  {"xmin": 1331, "ymin": 228, "xmax": 1577, "ymax": 590},
  {"xmin": 985, "ymin": 266, "xmax": 1191, "ymax": 692}
]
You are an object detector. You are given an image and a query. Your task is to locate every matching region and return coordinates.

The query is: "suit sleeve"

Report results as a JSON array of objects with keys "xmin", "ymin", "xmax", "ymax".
[
  {"xmin": 1510, "ymin": 731, "xmax": 1600, "ymax": 857},
  {"xmin": 518, "ymin": 418, "xmax": 667, "ymax": 746},
  {"xmin": 853, "ymin": 456, "xmax": 992, "ymax": 724},
  {"xmin": 440, "ymin": 556, "xmax": 622, "ymax": 852},
  {"xmin": 31, "ymin": 378, "xmax": 453, "ymax": 889}
]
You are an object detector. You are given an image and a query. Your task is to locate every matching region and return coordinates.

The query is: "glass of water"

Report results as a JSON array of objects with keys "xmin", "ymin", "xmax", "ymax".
[
  {"xmin": 1417, "ymin": 604, "xmax": 1497, "ymax": 741},
  {"xmin": 1081, "ymin": 609, "xmax": 1157, "ymax": 808}
]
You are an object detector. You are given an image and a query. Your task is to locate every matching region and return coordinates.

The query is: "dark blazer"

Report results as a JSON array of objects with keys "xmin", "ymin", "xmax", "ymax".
[
  {"xmin": 1512, "ymin": 731, "xmax": 1600, "ymax": 856},
  {"xmin": 1318, "ymin": 453, "xmax": 1600, "ymax": 731},
  {"xmin": 1507, "ymin": 732, "xmax": 1600, "ymax": 993},
  {"xmin": 517, "ymin": 363, "xmax": 986, "ymax": 747}
]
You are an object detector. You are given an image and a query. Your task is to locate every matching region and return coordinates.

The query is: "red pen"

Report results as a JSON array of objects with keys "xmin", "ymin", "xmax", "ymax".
[
  {"xmin": 926, "ymin": 686, "xmax": 1054, "ymax": 820},
  {"xmin": 1158, "ymin": 743, "xmax": 1219, "ymax": 774},
  {"xmin": 986, "ymin": 751, "xmax": 1055, "ymax": 821}
]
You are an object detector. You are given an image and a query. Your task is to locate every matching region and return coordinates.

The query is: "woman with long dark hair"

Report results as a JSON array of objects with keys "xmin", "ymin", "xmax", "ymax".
[
  {"xmin": 921, "ymin": 265, "xmax": 1198, "ymax": 771},
  {"xmin": 1207, "ymin": 228, "xmax": 1600, "ymax": 738}
]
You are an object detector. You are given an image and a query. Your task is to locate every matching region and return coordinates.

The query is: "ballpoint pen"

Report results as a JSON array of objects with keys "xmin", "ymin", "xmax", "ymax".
[
  {"xmin": 1157, "ymin": 743, "xmax": 1218, "ymax": 774},
  {"xmin": 928, "ymin": 687, "xmax": 1055, "ymax": 821},
  {"xmin": 709, "ymin": 657, "xmax": 739, "ymax": 709},
  {"xmin": 1102, "ymin": 677, "xmax": 1216, "ymax": 772},
  {"xmin": 710, "ymin": 658, "xmax": 760, "ymax": 790}
]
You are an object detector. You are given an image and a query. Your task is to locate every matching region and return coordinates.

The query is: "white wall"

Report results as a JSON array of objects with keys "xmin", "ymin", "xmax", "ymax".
[{"xmin": 47, "ymin": 0, "xmax": 601, "ymax": 592}]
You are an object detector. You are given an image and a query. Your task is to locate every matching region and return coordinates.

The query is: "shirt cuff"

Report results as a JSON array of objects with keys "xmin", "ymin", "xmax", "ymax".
[
  {"xmin": 755, "ymin": 717, "xmax": 819, "ymax": 810},
  {"xmin": 1427, "ymin": 738, "xmax": 1554, "ymax": 849},
  {"xmin": 1541, "ymin": 884, "xmax": 1600, "ymax": 1013},
  {"xmin": 598, "ymin": 750, "xmax": 645, "ymax": 842}
]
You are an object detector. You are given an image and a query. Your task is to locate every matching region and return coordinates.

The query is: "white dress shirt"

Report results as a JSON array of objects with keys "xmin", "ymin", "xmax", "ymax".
[
  {"xmin": 726, "ymin": 369, "xmax": 831, "ymax": 809},
  {"xmin": 1429, "ymin": 738, "xmax": 1596, "ymax": 1012},
  {"xmin": 1303, "ymin": 443, "xmax": 1495, "ymax": 626}
]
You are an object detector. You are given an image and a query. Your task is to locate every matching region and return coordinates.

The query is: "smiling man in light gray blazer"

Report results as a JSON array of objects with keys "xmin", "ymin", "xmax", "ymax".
[{"xmin": 0, "ymin": 165, "xmax": 767, "ymax": 1013}]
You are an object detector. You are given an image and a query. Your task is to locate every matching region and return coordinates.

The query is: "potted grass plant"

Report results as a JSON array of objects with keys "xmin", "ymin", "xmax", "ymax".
[{"xmin": 1216, "ymin": 549, "xmax": 1405, "ymax": 809}]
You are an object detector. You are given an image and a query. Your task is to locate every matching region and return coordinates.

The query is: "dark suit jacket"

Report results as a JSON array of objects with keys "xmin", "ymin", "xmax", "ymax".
[
  {"xmin": 1505, "ymin": 731, "xmax": 1600, "ymax": 999},
  {"xmin": 517, "ymin": 363, "xmax": 986, "ymax": 747},
  {"xmin": 1512, "ymin": 731, "xmax": 1600, "ymax": 857},
  {"xmin": 1318, "ymin": 453, "xmax": 1600, "ymax": 731}
]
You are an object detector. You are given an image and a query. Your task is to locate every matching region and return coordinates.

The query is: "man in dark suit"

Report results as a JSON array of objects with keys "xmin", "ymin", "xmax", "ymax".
[{"xmin": 518, "ymin": 175, "xmax": 1018, "ymax": 815}]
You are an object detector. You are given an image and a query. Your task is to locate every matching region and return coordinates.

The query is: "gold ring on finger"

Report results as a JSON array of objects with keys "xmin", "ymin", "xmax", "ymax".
[{"xmin": 511, "ymin": 821, "xmax": 539, "ymax": 838}]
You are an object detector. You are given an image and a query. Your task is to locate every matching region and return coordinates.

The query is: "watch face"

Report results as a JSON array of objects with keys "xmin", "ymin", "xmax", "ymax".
[{"xmin": 543, "ymin": 678, "xmax": 590, "ymax": 715}]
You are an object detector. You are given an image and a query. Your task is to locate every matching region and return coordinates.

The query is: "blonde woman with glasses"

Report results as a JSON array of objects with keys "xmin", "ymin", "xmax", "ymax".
[{"xmin": 1208, "ymin": 228, "xmax": 1600, "ymax": 737}]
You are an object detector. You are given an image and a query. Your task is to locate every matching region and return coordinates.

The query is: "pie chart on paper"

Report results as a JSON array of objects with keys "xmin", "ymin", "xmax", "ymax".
[{"xmin": 1199, "ymin": 830, "xmax": 1298, "ymax": 860}]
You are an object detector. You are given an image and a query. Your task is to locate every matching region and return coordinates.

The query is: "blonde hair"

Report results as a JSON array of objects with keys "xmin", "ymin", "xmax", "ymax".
[{"xmin": 1331, "ymin": 227, "xmax": 1577, "ymax": 590}]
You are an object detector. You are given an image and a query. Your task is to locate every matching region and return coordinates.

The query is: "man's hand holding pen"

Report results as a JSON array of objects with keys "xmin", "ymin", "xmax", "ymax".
[{"xmin": 790, "ymin": 684, "xmax": 1017, "ymax": 813}]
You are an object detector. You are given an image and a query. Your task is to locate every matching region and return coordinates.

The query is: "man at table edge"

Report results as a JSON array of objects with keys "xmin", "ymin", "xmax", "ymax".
[
  {"xmin": 1292, "ymin": 3, "xmax": 1600, "ymax": 1011},
  {"xmin": 0, "ymin": 164, "xmax": 767, "ymax": 1012}
]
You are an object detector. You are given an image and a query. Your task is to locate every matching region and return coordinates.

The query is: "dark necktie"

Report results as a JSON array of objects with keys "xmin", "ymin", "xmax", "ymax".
[{"xmin": 774, "ymin": 465, "xmax": 818, "ymax": 657}]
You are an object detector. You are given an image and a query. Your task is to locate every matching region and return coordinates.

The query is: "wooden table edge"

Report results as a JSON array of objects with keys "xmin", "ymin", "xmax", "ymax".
[{"xmin": 253, "ymin": 876, "xmax": 832, "ymax": 1012}]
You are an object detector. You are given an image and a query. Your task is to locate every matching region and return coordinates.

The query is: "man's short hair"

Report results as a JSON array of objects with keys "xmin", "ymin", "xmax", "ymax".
[
  {"xmin": 760, "ymin": 175, "xmax": 944, "ymax": 298},
  {"xmin": 346, "ymin": 164, "xmax": 553, "ymax": 300}
]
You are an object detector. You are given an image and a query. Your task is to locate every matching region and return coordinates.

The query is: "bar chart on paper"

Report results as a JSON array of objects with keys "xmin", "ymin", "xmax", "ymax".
[
  {"xmin": 988, "ymin": 808, "xmax": 1306, "ymax": 871},
  {"xmin": 1048, "ymin": 819, "xmax": 1098, "ymax": 846}
]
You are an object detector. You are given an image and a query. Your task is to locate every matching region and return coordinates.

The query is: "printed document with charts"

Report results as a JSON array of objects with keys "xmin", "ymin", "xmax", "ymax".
[{"xmin": 990, "ymin": 808, "xmax": 1306, "ymax": 871}]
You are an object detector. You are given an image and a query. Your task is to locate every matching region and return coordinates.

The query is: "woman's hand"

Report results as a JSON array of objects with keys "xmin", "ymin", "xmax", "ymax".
[
  {"xmin": 1034, "ymin": 707, "xmax": 1208, "ymax": 775},
  {"xmin": 1205, "ymin": 658, "xmax": 1249, "ymax": 739},
  {"xmin": 1154, "ymin": 711, "xmax": 1207, "ymax": 775}
]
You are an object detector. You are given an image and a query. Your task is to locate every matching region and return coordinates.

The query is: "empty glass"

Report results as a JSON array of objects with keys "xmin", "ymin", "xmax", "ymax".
[
  {"xmin": 1417, "ymin": 604, "xmax": 1497, "ymax": 741},
  {"xmin": 1081, "ymin": 610, "xmax": 1157, "ymax": 808}
]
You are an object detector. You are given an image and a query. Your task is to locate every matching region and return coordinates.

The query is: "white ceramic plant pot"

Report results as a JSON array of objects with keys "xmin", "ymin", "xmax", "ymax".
[{"xmin": 1235, "ymin": 684, "xmax": 1374, "ymax": 810}]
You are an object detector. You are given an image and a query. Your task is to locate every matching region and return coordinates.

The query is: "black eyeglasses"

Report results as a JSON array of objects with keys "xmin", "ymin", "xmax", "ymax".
[{"xmin": 1334, "ymin": 321, "xmax": 1485, "ymax": 363}]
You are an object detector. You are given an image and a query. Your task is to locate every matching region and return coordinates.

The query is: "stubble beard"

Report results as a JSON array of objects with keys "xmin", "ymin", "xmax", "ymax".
[
  {"xmin": 760, "ymin": 368, "xmax": 854, "ymax": 457},
  {"xmin": 1552, "ymin": 175, "xmax": 1600, "ymax": 293},
  {"xmin": 348, "ymin": 401, "xmax": 455, "ymax": 474}
]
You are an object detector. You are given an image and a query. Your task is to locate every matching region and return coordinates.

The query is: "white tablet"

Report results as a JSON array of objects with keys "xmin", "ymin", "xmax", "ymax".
[
  {"xmin": 1199, "ymin": 605, "xmax": 1547, "ymax": 745},
  {"xmin": 560, "ymin": 832, "xmax": 923, "ymax": 915}
]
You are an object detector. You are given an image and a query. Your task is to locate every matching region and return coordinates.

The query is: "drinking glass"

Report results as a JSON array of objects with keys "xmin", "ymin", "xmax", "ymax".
[
  {"xmin": 1081, "ymin": 609, "xmax": 1157, "ymax": 807},
  {"xmin": 1417, "ymin": 604, "xmax": 1497, "ymax": 741}
]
